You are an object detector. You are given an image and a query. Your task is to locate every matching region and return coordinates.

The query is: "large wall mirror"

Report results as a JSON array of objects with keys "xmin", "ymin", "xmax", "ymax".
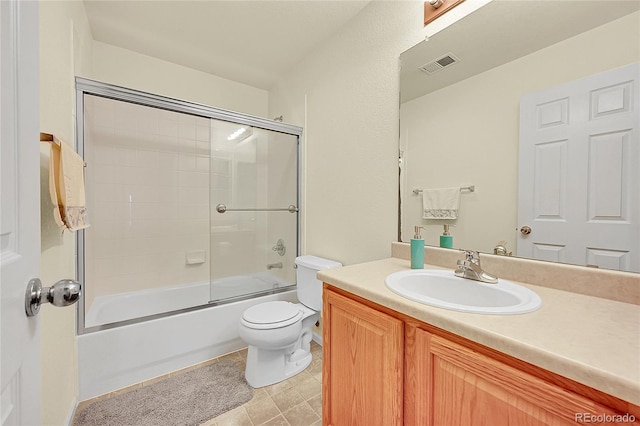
[{"xmin": 399, "ymin": 0, "xmax": 639, "ymax": 273}]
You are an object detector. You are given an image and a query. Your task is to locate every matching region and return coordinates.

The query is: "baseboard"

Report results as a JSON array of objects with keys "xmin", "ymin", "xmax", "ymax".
[
  {"xmin": 312, "ymin": 331, "xmax": 322, "ymax": 346},
  {"xmin": 65, "ymin": 398, "xmax": 79, "ymax": 426}
]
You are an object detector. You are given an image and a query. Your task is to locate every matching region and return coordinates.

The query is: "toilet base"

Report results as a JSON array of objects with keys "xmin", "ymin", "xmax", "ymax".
[{"xmin": 244, "ymin": 346, "xmax": 313, "ymax": 388}]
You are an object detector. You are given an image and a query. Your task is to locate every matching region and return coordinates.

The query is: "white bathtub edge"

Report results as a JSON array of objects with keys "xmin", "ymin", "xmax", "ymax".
[{"xmin": 78, "ymin": 290, "xmax": 297, "ymax": 401}]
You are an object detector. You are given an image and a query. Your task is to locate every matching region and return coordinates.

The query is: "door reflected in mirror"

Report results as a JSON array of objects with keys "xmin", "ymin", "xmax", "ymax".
[{"xmin": 399, "ymin": 0, "xmax": 640, "ymax": 273}]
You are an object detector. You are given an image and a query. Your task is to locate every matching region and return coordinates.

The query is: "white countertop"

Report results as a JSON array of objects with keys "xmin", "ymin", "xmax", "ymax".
[{"xmin": 318, "ymin": 257, "xmax": 640, "ymax": 405}]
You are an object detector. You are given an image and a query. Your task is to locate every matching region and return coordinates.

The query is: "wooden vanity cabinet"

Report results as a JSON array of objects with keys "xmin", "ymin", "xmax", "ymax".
[
  {"xmin": 323, "ymin": 285, "xmax": 640, "ymax": 426},
  {"xmin": 322, "ymin": 286, "xmax": 404, "ymax": 426},
  {"xmin": 405, "ymin": 326, "xmax": 635, "ymax": 425}
]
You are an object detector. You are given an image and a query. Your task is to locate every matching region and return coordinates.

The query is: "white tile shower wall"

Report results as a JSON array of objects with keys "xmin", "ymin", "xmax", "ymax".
[{"xmin": 84, "ymin": 96, "xmax": 211, "ymax": 311}]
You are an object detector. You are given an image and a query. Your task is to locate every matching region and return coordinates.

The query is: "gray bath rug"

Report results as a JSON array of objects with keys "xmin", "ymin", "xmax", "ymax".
[{"xmin": 73, "ymin": 359, "xmax": 254, "ymax": 426}]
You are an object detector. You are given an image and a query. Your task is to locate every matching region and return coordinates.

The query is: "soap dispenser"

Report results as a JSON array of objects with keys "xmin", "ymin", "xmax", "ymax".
[
  {"xmin": 440, "ymin": 224, "xmax": 453, "ymax": 249},
  {"xmin": 411, "ymin": 226, "xmax": 425, "ymax": 269}
]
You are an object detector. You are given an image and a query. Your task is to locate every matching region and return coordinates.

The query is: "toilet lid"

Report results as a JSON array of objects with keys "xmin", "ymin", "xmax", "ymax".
[{"xmin": 242, "ymin": 301, "xmax": 302, "ymax": 327}]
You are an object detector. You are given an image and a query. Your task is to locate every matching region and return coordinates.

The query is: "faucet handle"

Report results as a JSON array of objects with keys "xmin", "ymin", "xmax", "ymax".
[{"xmin": 459, "ymin": 249, "xmax": 479, "ymax": 261}]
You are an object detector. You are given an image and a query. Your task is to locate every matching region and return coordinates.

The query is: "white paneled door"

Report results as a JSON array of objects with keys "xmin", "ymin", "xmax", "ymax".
[
  {"xmin": 518, "ymin": 63, "xmax": 640, "ymax": 272},
  {"xmin": 1, "ymin": 1, "xmax": 41, "ymax": 425}
]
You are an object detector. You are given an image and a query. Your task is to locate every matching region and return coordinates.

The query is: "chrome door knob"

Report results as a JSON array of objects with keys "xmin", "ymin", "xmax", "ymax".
[
  {"xmin": 520, "ymin": 226, "xmax": 532, "ymax": 235},
  {"xmin": 25, "ymin": 278, "xmax": 81, "ymax": 317}
]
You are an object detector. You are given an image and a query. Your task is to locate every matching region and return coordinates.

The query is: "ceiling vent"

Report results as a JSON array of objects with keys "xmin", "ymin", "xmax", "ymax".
[{"xmin": 419, "ymin": 53, "xmax": 460, "ymax": 75}]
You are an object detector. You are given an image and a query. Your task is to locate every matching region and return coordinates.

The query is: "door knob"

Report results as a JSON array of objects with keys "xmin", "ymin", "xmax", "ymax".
[
  {"xmin": 25, "ymin": 278, "xmax": 81, "ymax": 317},
  {"xmin": 520, "ymin": 226, "xmax": 532, "ymax": 235}
]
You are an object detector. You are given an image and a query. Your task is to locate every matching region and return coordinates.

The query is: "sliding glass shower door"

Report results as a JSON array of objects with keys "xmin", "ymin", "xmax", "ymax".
[
  {"xmin": 76, "ymin": 77, "xmax": 302, "ymax": 333},
  {"xmin": 209, "ymin": 120, "xmax": 299, "ymax": 303}
]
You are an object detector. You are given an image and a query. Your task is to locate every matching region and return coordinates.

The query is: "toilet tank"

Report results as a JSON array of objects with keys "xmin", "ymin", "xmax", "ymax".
[{"xmin": 295, "ymin": 255, "xmax": 342, "ymax": 311}]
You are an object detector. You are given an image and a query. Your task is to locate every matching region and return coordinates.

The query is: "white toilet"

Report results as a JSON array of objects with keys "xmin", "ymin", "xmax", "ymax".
[{"xmin": 238, "ymin": 255, "xmax": 342, "ymax": 388}]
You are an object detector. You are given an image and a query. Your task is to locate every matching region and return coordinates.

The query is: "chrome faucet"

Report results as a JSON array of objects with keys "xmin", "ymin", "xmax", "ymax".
[
  {"xmin": 454, "ymin": 250, "xmax": 498, "ymax": 284},
  {"xmin": 267, "ymin": 262, "xmax": 283, "ymax": 270}
]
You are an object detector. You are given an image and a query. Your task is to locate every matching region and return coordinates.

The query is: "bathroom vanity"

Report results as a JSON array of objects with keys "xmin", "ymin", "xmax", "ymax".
[{"xmin": 319, "ymin": 247, "xmax": 640, "ymax": 425}]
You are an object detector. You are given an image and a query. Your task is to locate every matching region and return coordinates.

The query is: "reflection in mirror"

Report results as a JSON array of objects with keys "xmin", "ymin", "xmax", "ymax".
[{"xmin": 399, "ymin": 1, "xmax": 639, "ymax": 273}]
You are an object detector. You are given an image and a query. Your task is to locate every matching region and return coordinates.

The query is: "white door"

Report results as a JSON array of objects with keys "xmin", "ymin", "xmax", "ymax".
[
  {"xmin": 518, "ymin": 63, "xmax": 640, "ymax": 272},
  {"xmin": 1, "ymin": 1, "xmax": 41, "ymax": 425}
]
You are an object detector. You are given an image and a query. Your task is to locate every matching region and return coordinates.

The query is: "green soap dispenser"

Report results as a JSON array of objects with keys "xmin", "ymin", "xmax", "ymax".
[
  {"xmin": 411, "ymin": 226, "xmax": 425, "ymax": 269},
  {"xmin": 440, "ymin": 224, "xmax": 453, "ymax": 249}
]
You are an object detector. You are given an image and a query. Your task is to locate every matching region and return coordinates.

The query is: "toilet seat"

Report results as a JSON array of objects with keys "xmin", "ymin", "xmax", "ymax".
[{"xmin": 241, "ymin": 301, "xmax": 303, "ymax": 330}]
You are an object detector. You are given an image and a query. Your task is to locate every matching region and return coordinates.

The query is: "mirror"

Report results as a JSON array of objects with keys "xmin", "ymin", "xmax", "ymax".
[{"xmin": 399, "ymin": 0, "xmax": 640, "ymax": 273}]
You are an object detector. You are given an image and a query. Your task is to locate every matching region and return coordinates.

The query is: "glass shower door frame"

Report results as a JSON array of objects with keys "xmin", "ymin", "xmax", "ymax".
[{"xmin": 75, "ymin": 77, "xmax": 303, "ymax": 335}]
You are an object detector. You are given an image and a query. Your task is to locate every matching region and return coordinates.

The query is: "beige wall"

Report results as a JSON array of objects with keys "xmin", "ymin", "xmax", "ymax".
[
  {"xmin": 400, "ymin": 12, "xmax": 640, "ymax": 254},
  {"xmin": 39, "ymin": 1, "xmax": 93, "ymax": 424},
  {"xmin": 269, "ymin": 1, "xmax": 429, "ymax": 266},
  {"xmin": 92, "ymin": 41, "xmax": 269, "ymax": 118}
]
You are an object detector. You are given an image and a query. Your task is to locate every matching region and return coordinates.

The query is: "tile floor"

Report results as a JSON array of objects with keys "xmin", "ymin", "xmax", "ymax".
[{"xmin": 203, "ymin": 341, "xmax": 323, "ymax": 426}]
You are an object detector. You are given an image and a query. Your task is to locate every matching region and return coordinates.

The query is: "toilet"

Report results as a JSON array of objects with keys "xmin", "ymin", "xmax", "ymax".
[{"xmin": 238, "ymin": 255, "xmax": 342, "ymax": 388}]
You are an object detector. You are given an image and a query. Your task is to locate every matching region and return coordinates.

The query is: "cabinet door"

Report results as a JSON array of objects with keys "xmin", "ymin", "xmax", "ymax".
[
  {"xmin": 323, "ymin": 288, "xmax": 403, "ymax": 426},
  {"xmin": 409, "ymin": 328, "xmax": 632, "ymax": 426}
]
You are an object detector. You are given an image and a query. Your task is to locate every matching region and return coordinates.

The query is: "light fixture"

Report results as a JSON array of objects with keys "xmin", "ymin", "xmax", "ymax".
[
  {"xmin": 227, "ymin": 126, "xmax": 253, "ymax": 143},
  {"xmin": 424, "ymin": 0, "xmax": 467, "ymax": 26}
]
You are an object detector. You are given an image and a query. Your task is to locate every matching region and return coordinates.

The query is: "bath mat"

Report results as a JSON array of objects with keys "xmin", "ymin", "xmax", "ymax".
[{"xmin": 73, "ymin": 358, "xmax": 253, "ymax": 426}]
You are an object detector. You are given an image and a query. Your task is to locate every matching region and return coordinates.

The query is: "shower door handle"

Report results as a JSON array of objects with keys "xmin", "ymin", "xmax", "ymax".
[
  {"xmin": 25, "ymin": 278, "xmax": 81, "ymax": 317},
  {"xmin": 216, "ymin": 204, "xmax": 298, "ymax": 213}
]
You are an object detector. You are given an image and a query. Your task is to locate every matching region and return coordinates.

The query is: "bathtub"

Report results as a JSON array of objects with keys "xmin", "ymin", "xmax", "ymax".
[
  {"xmin": 85, "ymin": 273, "xmax": 293, "ymax": 327},
  {"xmin": 78, "ymin": 276, "xmax": 297, "ymax": 400}
]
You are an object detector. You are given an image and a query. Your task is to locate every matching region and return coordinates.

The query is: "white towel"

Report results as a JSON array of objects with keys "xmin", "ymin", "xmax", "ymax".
[{"xmin": 422, "ymin": 187, "xmax": 460, "ymax": 219}]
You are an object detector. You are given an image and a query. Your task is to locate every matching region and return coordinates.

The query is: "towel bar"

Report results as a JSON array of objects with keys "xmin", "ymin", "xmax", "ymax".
[
  {"xmin": 216, "ymin": 204, "xmax": 298, "ymax": 214},
  {"xmin": 413, "ymin": 185, "xmax": 475, "ymax": 195},
  {"xmin": 40, "ymin": 132, "xmax": 58, "ymax": 144},
  {"xmin": 40, "ymin": 132, "xmax": 87, "ymax": 167}
]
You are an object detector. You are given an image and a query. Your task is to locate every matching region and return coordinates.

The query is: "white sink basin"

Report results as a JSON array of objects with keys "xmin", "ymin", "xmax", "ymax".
[{"xmin": 385, "ymin": 269, "xmax": 541, "ymax": 315}]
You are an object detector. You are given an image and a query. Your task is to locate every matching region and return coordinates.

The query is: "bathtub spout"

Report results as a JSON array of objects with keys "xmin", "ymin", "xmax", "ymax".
[{"xmin": 267, "ymin": 262, "xmax": 283, "ymax": 270}]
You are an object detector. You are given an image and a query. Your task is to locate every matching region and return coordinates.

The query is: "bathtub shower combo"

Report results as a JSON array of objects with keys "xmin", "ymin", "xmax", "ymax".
[{"xmin": 75, "ymin": 78, "xmax": 303, "ymax": 400}]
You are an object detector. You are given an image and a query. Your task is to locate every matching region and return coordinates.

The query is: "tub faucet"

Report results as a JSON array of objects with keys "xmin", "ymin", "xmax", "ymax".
[
  {"xmin": 454, "ymin": 250, "xmax": 498, "ymax": 284},
  {"xmin": 267, "ymin": 262, "xmax": 283, "ymax": 270}
]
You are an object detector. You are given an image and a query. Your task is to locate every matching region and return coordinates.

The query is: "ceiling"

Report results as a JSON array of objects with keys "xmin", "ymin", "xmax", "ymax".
[
  {"xmin": 401, "ymin": 0, "xmax": 640, "ymax": 103},
  {"xmin": 83, "ymin": 0, "xmax": 371, "ymax": 90}
]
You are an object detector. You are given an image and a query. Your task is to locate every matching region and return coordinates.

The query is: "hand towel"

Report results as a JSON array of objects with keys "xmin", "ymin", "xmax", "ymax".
[
  {"xmin": 422, "ymin": 187, "xmax": 460, "ymax": 219},
  {"xmin": 43, "ymin": 133, "xmax": 89, "ymax": 231}
]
